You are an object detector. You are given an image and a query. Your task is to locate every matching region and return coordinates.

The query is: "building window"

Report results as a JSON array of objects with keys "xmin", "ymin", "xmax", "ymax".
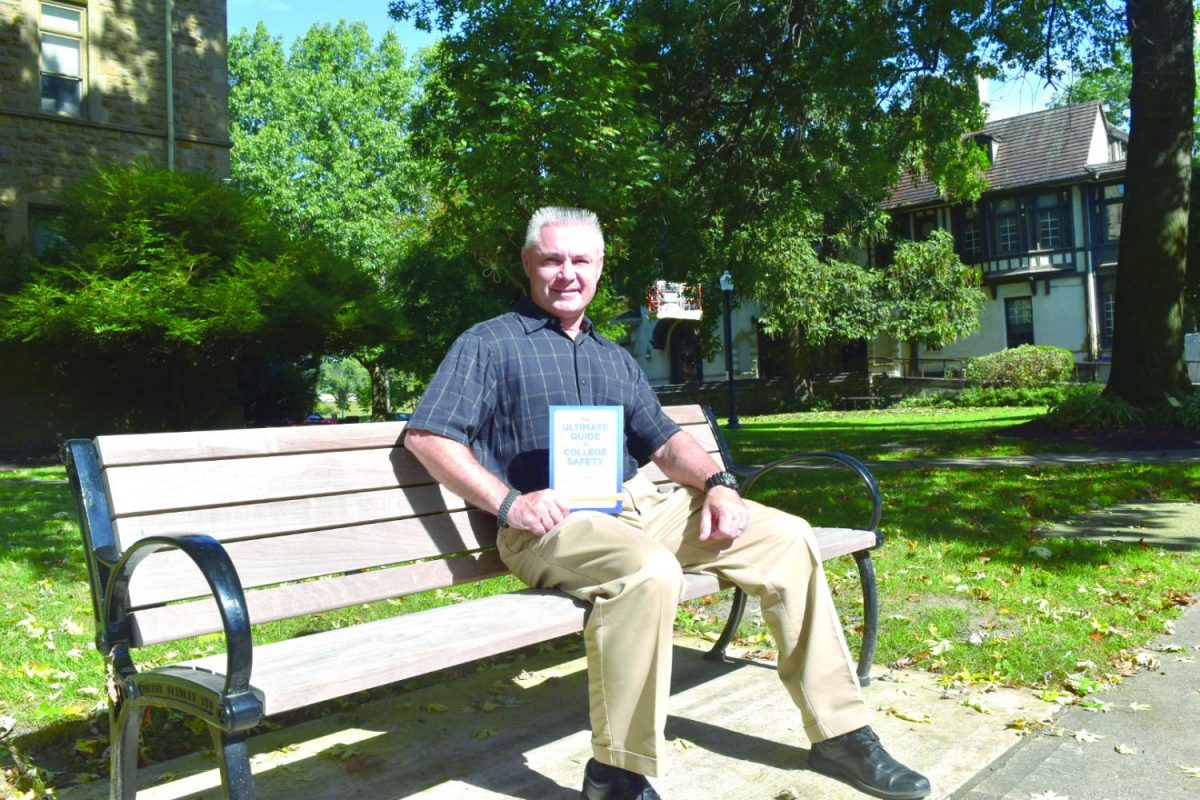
[
  {"xmin": 1101, "ymin": 286, "xmax": 1116, "ymax": 348},
  {"xmin": 27, "ymin": 206, "xmax": 66, "ymax": 256},
  {"xmin": 1094, "ymin": 183, "xmax": 1123, "ymax": 243},
  {"xmin": 994, "ymin": 198, "xmax": 1021, "ymax": 254},
  {"xmin": 1005, "ymin": 297, "xmax": 1034, "ymax": 348},
  {"xmin": 957, "ymin": 207, "xmax": 982, "ymax": 259},
  {"xmin": 40, "ymin": 3, "xmax": 84, "ymax": 115},
  {"xmin": 1034, "ymin": 192, "xmax": 1063, "ymax": 249},
  {"xmin": 912, "ymin": 210, "xmax": 937, "ymax": 241}
]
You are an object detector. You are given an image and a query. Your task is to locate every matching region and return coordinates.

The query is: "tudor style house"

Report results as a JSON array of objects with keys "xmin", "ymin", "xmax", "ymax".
[
  {"xmin": 0, "ymin": 0, "xmax": 230, "ymax": 250},
  {"xmin": 872, "ymin": 101, "xmax": 1126, "ymax": 374}
]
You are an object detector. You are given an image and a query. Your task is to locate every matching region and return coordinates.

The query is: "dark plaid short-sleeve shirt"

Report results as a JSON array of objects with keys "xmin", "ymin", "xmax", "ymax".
[{"xmin": 409, "ymin": 297, "xmax": 681, "ymax": 493}]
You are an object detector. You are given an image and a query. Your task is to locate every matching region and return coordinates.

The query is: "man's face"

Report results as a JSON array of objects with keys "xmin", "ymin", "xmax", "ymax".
[{"xmin": 521, "ymin": 223, "xmax": 605, "ymax": 328}]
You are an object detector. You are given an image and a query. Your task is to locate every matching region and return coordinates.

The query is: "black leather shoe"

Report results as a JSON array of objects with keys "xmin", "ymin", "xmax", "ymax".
[
  {"xmin": 580, "ymin": 758, "xmax": 662, "ymax": 799},
  {"xmin": 808, "ymin": 726, "xmax": 931, "ymax": 800}
]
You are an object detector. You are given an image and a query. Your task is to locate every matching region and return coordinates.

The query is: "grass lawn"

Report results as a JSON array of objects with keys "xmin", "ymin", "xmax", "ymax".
[{"xmin": 1, "ymin": 407, "xmax": 1197, "ymax": 794}]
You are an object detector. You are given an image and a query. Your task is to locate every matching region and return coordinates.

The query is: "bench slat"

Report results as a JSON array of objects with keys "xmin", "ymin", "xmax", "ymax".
[
  {"xmin": 113, "ymin": 483, "xmax": 470, "ymax": 550},
  {"xmin": 130, "ymin": 551, "xmax": 511, "ymax": 645},
  {"xmin": 125, "ymin": 510, "xmax": 499, "ymax": 606},
  {"xmin": 103, "ymin": 446, "xmax": 433, "ymax": 518},
  {"xmin": 94, "ymin": 422, "xmax": 410, "ymax": 466},
  {"xmin": 178, "ymin": 573, "xmax": 724, "ymax": 716},
  {"xmin": 97, "ymin": 405, "xmax": 708, "ymax": 469},
  {"xmin": 663, "ymin": 406, "xmax": 710, "ymax": 425}
]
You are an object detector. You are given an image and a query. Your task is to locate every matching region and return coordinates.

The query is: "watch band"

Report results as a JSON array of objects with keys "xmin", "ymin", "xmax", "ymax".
[
  {"xmin": 703, "ymin": 470, "xmax": 740, "ymax": 492},
  {"xmin": 496, "ymin": 488, "xmax": 520, "ymax": 529}
]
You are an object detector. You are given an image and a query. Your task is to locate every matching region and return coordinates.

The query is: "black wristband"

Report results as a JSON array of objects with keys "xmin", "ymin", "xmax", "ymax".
[
  {"xmin": 704, "ymin": 470, "xmax": 740, "ymax": 492},
  {"xmin": 496, "ymin": 488, "xmax": 520, "ymax": 529}
]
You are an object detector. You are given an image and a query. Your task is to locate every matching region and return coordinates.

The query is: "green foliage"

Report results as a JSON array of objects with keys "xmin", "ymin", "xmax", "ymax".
[
  {"xmin": 1046, "ymin": 384, "xmax": 1146, "ymax": 429},
  {"xmin": 963, "ymin": 345, "xmax": 1076, "ymax": 388},
  {"xmin": 1178, "ymin": 390, "xmax": 1200, "ymax": 430},
  {"xmin": 1049, "ymin": 44, "xmax": 1132, "ymax": 127},
  {"xmin": 228, "ymin": 22, "xmax": 421, "ymax": 415},
  {"xmin": 392, "ymin": 0, "xmax": 995, "ymax": 355},
  {"xmin": 882, "ymin": 229, "xmax": 984, "ymax": 347},
  {"xmin": 229, "ymin": 22, "xmax": 422, "ymax": 282},
  {"xmin": 0, "ymin": 163, "xmax": 380, "ymax": 362},
  {"xmin": 898, "ymin": 386, "xmax": 1082, "ymax": 409}
]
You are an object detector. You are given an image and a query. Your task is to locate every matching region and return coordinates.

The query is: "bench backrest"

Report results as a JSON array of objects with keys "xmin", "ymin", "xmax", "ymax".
[{"xmin": 70, "ymin": 405, "xmax": 728, "ymax": 647}]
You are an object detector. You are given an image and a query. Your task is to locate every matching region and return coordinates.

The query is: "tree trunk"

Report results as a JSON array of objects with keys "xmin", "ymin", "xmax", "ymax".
[
  {"xmin": 364, "ymin": 358, "xmax": 390, "ymax": 421},
  {"xmin": 1106, "ymin": 0, "xmax": 1194, "ymax": 406}
]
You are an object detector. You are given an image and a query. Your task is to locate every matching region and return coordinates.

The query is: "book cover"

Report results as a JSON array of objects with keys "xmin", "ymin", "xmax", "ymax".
[{"xmin": 549, "ymin": 405, "xmax": 624, "ymax": 513}]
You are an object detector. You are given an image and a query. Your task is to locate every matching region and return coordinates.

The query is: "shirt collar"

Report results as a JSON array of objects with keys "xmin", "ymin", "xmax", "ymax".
[{"xmin": 515, "ymin": 296, "xmax": 597, "ymax": 339}]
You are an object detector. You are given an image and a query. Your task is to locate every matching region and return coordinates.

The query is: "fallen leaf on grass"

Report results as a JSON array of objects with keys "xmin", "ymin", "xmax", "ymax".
[
  {"xmin": 1114, "ymin": 744, "xmax": 1137, "ymax": 755},
  {"xmin": 472, "ymin": 728, "xmax": 497, "ymax": 740},
  {"xmin": 422, "ymin": 703, "xmax": 449, "ymax": 713}
]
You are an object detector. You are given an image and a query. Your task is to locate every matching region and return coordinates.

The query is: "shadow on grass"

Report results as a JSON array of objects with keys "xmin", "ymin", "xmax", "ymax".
[
  {"xmin": 746, "ymin": 463, "xmax": 1200, "ymax": 566},
  {"xmin": 0, "ymin": 481, "xmax": 86, "ymax": 581}
]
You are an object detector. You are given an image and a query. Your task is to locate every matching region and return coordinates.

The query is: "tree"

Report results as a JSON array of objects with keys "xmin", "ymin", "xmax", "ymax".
[
  {"xmin": 392, "ymin": 0, "xmax": 991, "ymax": 391},
  {"xmin": 1107, "ymin": 0, "xmax": 1194, "ymax": 404},
  {"xmin": 1049, "ymin": 46, "xmax": 1133, "ymax": 127},
  {"xmin": 228, "ymin": 21, "xmax": 420, "ymax": 419},
  {"xmin": 0, "ymin": 162, "xmax": 386, "ymax": 428}
]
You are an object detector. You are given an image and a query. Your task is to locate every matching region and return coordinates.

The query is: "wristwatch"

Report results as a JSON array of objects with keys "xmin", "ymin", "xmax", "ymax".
[{"xmin": 703, "ymin": 470, "xmax": 740, "ymax": 493}]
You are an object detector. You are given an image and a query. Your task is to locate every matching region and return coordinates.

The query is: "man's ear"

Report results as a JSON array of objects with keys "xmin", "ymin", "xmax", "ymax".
[{"xmin": 520, "ymin": 246, "xmax": 534, "ymax": 278}]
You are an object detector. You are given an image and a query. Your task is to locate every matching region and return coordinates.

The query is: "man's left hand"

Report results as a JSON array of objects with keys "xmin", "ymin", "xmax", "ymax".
[{"xmin": 699, "ymin": 486, "xmax": 750, "ymax": 542}]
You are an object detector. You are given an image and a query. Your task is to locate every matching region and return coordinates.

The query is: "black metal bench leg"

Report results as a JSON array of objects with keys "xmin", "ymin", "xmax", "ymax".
[
  {"xmin": 705, "ymin": 587, "xmax": 748, "ymax": 662},
  {"xmin": 110, "ymin": 698, "xmax": 142, "ymax": 800},
  {"xmin": 211, "ymin": 726, "xmax": 256, "ymax": 800},
  {"xmin": 854, "ymin": 551, "xmax": 879, "ymax": 687}
]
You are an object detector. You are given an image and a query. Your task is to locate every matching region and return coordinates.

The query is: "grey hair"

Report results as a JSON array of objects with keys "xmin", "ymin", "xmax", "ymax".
[{"xmin": 523, "ymin": 206, "xmax": 604, "ymax": 249}]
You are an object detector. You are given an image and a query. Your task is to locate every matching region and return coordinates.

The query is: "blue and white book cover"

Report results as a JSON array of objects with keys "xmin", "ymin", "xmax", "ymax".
[{"xmin": 549, "ymin": 405, "xmax": 624, "ymax": 513}]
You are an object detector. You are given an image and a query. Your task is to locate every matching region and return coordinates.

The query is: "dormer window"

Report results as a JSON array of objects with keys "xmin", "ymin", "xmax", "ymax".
[{"xmin": 972, "ymin": 134, "xmax": 997, "ymax": 165}]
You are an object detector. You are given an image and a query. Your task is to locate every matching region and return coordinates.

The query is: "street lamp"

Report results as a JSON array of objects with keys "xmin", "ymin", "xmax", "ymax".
[{"xmin": 719, "ymin": 271, "xmax": 740, "ymax": 428}]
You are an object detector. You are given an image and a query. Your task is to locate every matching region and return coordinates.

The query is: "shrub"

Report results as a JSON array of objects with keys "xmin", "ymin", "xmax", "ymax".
[
  {"xmin": 1045, "ymin": 384, "xmax": 1145, "ymax": 429},
  {"xmin": 894, "ymin": 392, "xmax": 955, "ymax": 409},
  {"xmin": 1180, "ymin": 391, "xmax": 1200, "ymax": 430},
  {"xmin": 963, "ymin": 345, "xmax": 1076, "ymax": 388},
  {"xmin": 956, "ymin": 385, "xmax": 1077, "ymax": 407}
]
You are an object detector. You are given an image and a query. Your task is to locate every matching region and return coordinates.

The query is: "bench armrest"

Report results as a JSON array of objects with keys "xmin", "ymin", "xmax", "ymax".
[
  {"xmin": 734, "ymin": 451, "xmax": 882, "ymax": 542},
  {"xmin": 103, "ymin": 534, "xmax": 254, "ymax": 698}
]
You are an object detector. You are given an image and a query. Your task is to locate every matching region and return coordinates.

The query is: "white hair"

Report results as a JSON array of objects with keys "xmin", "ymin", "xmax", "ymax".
[{"xmin": 523, "ymin": 206, "xmax": 604, "ymax": 249}]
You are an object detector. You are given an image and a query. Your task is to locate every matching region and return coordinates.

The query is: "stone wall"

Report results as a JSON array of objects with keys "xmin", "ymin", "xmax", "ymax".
[{"xmin": 0, "ymin": 0, "xmax": 230, "ymax": 245}]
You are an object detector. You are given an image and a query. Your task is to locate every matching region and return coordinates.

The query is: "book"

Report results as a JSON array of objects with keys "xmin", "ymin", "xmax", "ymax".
[{"xmin": 549, "ymin": 405, "xmax": 624, "ymax": 513}]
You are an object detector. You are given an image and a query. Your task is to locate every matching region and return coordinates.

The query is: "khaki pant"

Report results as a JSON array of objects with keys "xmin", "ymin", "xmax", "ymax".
[{"xmin": 497, "ymin": 473, "xmax": 870, "ymax": 777}]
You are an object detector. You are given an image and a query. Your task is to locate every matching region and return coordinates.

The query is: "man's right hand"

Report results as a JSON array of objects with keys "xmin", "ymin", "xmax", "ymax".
[{"xmin": 505, "ymin": 489, "xmax": 571, "ymax": 536}]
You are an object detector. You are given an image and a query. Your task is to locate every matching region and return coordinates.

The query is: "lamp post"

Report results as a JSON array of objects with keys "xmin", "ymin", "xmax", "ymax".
[{"xmin": 719, "ymin": 271, "xmax": 740, "ymax": 428}]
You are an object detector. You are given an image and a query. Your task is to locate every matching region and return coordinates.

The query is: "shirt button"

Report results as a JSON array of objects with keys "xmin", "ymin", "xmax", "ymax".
[{"xmin": 581, "ymin": 379, "xmax": 588, "ymax": 385}]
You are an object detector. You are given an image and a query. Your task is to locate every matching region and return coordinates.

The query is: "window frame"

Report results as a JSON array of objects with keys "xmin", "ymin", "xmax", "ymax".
[
  {"xmin": 39, "ymin": 1, "xmax": 86, "ymax": 116},
  {"xmin": 1093, "ymin": 182, "xmax": 1124, "ymax": 244},
  {"xmin": 1004, "ymin": 296, "xmax": 1035, "ymax": 348}
]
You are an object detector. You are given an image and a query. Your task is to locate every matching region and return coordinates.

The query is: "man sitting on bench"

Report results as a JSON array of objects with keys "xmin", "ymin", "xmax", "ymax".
[{"xmin": 404, "ymin": 207, "xmax": 930, "ymax": 800}]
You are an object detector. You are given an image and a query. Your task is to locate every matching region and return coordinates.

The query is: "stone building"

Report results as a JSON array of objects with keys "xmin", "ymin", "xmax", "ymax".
[{"xmin": 0, "ymin": 0, "xmax": 230, "ymax": 249}]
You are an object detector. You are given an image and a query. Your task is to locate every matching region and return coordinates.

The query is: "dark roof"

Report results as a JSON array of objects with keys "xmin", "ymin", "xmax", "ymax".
[{"xmin": 884, "ymin": 101, "xmax": 1121, "ymax": 210}]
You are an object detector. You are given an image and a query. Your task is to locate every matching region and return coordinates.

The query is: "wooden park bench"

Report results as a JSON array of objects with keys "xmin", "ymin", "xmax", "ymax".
[{"xmin": 62, "ymin": 405, "xmax": 883, "ymax": 800}]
